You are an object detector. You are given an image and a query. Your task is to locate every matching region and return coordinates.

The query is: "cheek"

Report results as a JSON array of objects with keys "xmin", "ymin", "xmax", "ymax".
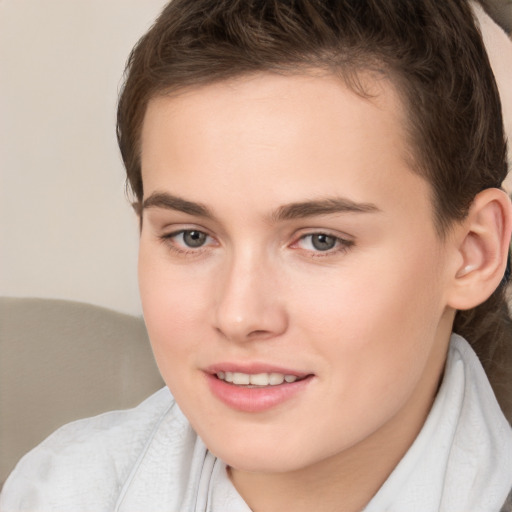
[
  {"xmin": 293, "ymin": 244, "xmax": 446, "ymax": 394},
  {"xmin": 297, "ymin": 249, "xmax": 441, "ymax": 341},
  {"xmin": 138, "ymin": 244, "xmax": 210, "ymax": 382}
]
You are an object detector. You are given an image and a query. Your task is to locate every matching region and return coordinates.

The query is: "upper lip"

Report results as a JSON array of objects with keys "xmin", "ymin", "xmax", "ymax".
[{"xmin": 204, "ymin": 362, "xmax": 312, "ymax": 378}]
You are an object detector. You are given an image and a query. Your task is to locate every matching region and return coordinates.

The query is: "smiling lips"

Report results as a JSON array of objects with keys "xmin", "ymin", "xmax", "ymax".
[
  {"xmin": 216, "ymin": 371, "xmax": 301, "ymax": 386},
  {"xmin": 205, "ymin": 367, "xmax": 314, "ymax": 412}
]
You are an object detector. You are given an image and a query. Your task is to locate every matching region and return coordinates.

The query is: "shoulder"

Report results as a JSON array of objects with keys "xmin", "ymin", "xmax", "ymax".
[{"xmin": 0, "ymin": 387, "xmax": 180, "ymax": 511}]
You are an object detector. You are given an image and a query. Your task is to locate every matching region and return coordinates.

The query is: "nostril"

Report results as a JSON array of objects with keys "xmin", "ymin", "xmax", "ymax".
[{"xmin": 247, "ymin": 329, "xmax": 272, "ymax": 338}]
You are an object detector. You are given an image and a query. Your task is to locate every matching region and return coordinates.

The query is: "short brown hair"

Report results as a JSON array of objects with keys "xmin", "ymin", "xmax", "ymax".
[{"xmin": 117, "ymin": 0, "xmax": 511, "ymax": 418}]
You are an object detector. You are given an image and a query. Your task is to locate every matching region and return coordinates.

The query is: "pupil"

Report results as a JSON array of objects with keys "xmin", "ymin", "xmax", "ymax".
[
  {"xmin": 312, "ymin": 234, "xmax": 336, "ymax": 251},
  {"xmin": 184, "ymin": 230, "xmax": 206, "ymax": 247}
]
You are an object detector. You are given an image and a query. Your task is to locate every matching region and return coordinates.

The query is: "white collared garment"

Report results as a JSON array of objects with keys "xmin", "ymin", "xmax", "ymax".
[{"xmin": 1, "ymin": 334, "xmax": 511, "ymax": 512}]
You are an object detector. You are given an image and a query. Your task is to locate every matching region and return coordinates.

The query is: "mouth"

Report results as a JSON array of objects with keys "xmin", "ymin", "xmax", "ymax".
[
  {"xmin": 205, "ymin": 366, "xmax": 314, "ymax": 412},
  {"xmin": 214, "ymin": 371, "xmax": 308, "ymax": 387}
]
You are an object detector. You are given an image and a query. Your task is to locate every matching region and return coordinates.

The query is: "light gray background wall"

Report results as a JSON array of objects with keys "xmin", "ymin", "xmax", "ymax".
[{"xmin": 1, "ymin": 1, "xmax": 167, "ymax": 316}]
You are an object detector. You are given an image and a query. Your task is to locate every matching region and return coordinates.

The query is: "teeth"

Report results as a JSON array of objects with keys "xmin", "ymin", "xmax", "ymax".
[
  {"xmin": 269, "ymin": 373, "xmax": 285, "ymax": 385},
  {"xmin": 249, "ymin": 373, "xmax": 271, "ymax": 386},
  {"xmin": 216, "ymin": 371, "xmax": 300, "ymax": 386},
  {"xmin": 233, "ymin": 372, "xmax": 250, "ymax": 385}
]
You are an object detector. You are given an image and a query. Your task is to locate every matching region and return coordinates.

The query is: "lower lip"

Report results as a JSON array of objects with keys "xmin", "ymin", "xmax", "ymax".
[{"xmin": 205, "ymin": 373, "xmax": 313, "ymax": 413}]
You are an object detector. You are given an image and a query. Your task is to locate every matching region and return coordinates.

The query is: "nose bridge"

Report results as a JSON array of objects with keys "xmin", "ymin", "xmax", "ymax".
[{"xmin": 214, "ymin": 244, "xmax": 287, "ymax": 341}]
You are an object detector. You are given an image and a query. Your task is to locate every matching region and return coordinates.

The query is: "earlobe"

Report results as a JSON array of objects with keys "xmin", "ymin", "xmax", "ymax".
[{"xmin": 447, "ymin": 188, "xmax": 512, "ymax": 310}]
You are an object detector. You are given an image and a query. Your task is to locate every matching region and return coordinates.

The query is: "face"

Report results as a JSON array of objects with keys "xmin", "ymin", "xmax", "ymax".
[{"xmin": 138, "ymin": 72, "xmax": 455, "ymax": 474}]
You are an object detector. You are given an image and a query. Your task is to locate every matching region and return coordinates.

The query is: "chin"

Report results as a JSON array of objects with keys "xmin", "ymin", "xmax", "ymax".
[
  {"xmin": 201, "ymin": 428, "xmax": 324, "ymax": 474},
  {"xmin": 217, "ymin": 449, "xmax": 303, "ymax": 474}
]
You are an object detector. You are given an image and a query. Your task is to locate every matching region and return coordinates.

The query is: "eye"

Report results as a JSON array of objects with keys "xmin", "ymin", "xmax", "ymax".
[
  {"xmin": 180, "ymin": 230, "xmax": 208, "ymax": 248},
  {"xmin": 293, "ymin": 232, "xmax": 353, "ymax": 254},
  {"xmin": 160, "ymin": 229, "xmax": 215, "ymax": 252},
  {"xmin": 306, "ymin": 234, "xmax": 337, "ymax": 251}
]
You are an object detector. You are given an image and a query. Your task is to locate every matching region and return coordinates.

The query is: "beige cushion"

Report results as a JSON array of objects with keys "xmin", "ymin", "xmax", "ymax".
[{"xmin": 0, "ymin": 297, "xmax": 163, "ymax": 487}]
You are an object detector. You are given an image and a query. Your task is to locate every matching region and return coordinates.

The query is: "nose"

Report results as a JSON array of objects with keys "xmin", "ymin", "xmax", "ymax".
[{"xmin": 213, "ymin": 250, "xmax": 288, "ymax": 343}]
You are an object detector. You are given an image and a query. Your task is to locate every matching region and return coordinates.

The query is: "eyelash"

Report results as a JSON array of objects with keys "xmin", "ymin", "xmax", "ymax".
[{"xmin": 159, "ymin": 229, "xmax": 354, "ymax": 257}]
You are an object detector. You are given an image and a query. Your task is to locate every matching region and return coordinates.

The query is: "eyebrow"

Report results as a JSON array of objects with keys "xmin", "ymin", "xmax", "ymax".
[
  {"xmin": 142, "ymin": 192, "xmax": 213, "ymax": 218},
  {"xmin": 142, "ymin": 191, "xmax": 380, "ymax": 221},
  {"xmin": 272, "ymin": 197, "xmax": 380, "ymax": 221}
]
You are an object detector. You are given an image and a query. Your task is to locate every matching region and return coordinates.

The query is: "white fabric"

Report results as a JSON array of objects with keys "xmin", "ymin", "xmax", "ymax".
[
  {"xmin": 363, "ymin": 334, "xmax": 512, "ymax": 512},
  {"xmin": 0, "ymin": 335, "xmax": 511, "ymax": 511}
]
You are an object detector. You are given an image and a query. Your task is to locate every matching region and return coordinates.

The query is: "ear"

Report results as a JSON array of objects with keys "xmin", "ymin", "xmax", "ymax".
[{"xmin": 447, "ymin": 188, "xmax": 512, "ymax": 310}]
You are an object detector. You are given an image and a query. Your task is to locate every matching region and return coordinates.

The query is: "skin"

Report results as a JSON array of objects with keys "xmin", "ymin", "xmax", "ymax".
[{"xmin": 138, "ymin": 72, "xmax": 462, "ymax": 512}]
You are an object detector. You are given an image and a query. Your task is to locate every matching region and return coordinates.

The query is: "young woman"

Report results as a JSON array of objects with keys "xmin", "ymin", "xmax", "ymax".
[{"xmin": 2, "ymin": 1, "xmax": 511, "ymax": 510}]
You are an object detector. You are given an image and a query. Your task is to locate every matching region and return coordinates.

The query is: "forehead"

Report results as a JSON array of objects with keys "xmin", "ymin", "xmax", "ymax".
[
  {"xmin": 141, "ymin": 71, "xmax": 408, "ymax": 158},
  {"xmin": 140, "ymin": 72, "xmax": 431, "ymax": 224}
]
